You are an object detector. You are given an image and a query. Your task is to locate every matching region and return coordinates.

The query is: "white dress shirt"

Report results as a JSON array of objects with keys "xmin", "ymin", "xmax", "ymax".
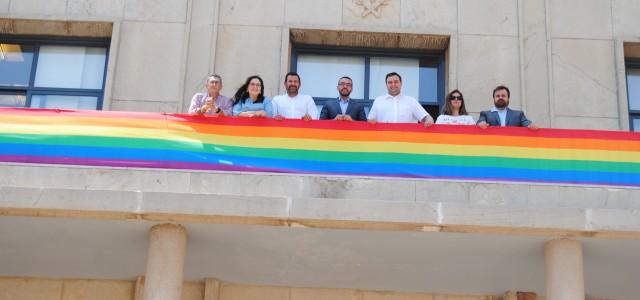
[
  {"xmin": 367, "ymin": 94, "xmax": 431, "ymax": 123},
  {"xmin": 272, "ymin": 93, "xmax": 318, "ymax": 119},
  {"xmin": 435, "ymin": 114, "xmax": 475, "ymax": 125}
]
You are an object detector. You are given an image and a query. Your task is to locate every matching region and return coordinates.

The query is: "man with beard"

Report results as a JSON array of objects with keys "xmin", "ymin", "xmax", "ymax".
[
  {"xmin": 367, "ymin": 72, "xmax": 434, "ymax": 127},
  {"xmin": 272, "ymin": 72, "xmax": 318, "ymax": 121},
  {"xmin": 319, "ymin": 76, "xmax": 367, "ymax": 121},
  {"xmin": 477, "ymin": 85, "xmax": 538, "ymax": 129}
]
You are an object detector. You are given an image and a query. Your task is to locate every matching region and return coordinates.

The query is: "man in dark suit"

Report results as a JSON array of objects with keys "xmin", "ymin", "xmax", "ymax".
[
  {"xmin": 319, "ymin": 76, "xmax": 367, "ymax": 121},
  {"xmin": 477, "ymin": 85, "xmax": 538, "ymax": 130}
]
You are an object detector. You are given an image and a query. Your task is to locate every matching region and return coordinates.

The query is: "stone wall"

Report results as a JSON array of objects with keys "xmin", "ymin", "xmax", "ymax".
[{"xmin": 0, "ymin": 277, "xmax": 500, "ymax": 300}]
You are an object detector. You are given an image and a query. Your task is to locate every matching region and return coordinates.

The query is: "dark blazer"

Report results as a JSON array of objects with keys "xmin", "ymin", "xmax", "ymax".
[
  {"xmin": 477, "ymin": 107, "xmax": 532, "ymax": 127},
  {"xmin": 319, "ymin": 99, "xmax": 367, "ymax": 121}
]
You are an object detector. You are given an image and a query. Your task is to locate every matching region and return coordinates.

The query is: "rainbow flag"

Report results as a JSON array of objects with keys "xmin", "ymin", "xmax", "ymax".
[{"xmin": 1, "ymin": 108, "xmax": 639, "ymax": 187}]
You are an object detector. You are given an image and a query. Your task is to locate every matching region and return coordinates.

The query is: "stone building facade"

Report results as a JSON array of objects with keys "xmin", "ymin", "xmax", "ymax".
[{"xmin": 1, "ymin": 1, "xmax": 640, "ymax": 300}]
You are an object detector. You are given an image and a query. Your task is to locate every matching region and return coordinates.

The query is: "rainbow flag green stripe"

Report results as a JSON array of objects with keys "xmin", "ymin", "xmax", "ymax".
[
  {"xmin": 1, "ymin": 108, "xmax": 639, "ymax": 187},
  {"xmin": 1, "ymin": 133, "xmax": 638, "ymax": 174}
]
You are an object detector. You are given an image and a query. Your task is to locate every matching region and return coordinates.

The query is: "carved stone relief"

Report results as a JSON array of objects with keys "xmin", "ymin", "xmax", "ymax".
[{"xmin": 353, "ymin": 0, "xmax": 392, "ymax": 18}]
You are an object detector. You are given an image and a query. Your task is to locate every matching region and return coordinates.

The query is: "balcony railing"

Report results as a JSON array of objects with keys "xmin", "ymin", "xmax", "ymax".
[{"xmin": 1, "ymin": 108, "xmax": 639, "ymax": 188}]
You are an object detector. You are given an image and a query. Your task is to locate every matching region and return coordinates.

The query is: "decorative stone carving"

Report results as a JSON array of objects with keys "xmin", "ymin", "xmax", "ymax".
[{"xmin": 353, "ymin": 0, "xmax": 392, "ymax": 18}]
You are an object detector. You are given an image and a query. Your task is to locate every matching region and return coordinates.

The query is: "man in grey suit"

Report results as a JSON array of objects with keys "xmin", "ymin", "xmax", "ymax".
[
  {"xmin": 477, "ymin": 85, "xmax": 538, "ymax": 130},
  {"xmin": 319, "ymin": 76, "xmax": 367, "ymax": 121}
]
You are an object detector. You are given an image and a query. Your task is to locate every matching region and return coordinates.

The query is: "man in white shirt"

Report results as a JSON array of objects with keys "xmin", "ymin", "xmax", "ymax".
[
  {"xmin": 367, "ymin": 72, "xmax": 434, "ymax": 127},
  {"xmin": 272, "ymin": 72, "xmax": 318, "ymax": 121}
]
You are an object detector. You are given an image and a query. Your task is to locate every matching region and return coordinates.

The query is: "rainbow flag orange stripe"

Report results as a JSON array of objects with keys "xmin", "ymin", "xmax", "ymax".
[{"xmin": 1, "ymin": 108, "xmax": 639, "ymax": 187}]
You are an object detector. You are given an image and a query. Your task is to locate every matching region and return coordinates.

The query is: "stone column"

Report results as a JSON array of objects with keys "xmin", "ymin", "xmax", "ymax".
[
  {"xmin": 143, "ymin": 223, "xmax": 188, "ymax": 300},
  {"xmin": 544, "ymin": 239, "xmax": 585, "ymax": 300}
]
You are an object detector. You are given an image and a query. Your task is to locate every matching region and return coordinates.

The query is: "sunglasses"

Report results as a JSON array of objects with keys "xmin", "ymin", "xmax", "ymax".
[{"xmin": 449, "ymin": 95, "xmax": 463, "ymax": 100}]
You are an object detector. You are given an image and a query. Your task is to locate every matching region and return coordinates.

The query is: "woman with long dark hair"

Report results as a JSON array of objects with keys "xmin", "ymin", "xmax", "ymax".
[
  {"xmin": 232, "ymin": 75, "xmax": 273, "ymax": 117},
  {"xmin": 435, "ymin": 89, "xmax": 475, "ymax": 125}
]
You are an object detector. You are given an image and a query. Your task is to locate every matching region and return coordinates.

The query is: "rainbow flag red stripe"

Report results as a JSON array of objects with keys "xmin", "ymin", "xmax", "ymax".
[{"xmin": 1, "ymin": 108, "xmax": 639, "ymax": 187}]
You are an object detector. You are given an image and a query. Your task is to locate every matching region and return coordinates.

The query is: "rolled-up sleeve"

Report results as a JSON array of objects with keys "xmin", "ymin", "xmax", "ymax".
[{"xmin": 188, "ymin": 93, "xmax": 203, "ymax": 114}]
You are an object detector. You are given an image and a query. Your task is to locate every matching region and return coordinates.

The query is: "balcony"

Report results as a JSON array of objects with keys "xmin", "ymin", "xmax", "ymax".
[{"xmin": 1, "ymin": 108, "xmax": 639, "ymax": 299}]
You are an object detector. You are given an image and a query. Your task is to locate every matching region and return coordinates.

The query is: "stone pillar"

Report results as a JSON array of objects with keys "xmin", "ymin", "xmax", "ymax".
[
  {"xmin": 544, "ymin": 239, "xmax": 585, "ymax": 300},
  {"xmin": 143, "ymin": 223, "xmax": 188, "ymax": 300}
]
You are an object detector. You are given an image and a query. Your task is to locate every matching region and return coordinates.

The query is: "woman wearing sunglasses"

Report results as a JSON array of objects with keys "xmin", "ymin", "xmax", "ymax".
[{"xmin": 435, "ymin": 89, "xmax": 475, "ymax": 125}]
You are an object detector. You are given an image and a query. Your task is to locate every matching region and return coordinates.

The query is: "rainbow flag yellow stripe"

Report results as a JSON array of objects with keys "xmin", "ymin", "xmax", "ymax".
[{"xmin": 1, "ymin": 108, "xmax": 639, "ymax": 187}]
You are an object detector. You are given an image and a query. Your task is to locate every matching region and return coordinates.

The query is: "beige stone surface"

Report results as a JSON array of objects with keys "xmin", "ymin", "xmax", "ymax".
[
  {"xmin": 441, "ymin": 203, "xmax": 586, "ymax": 230},
  {"xmin": 614, "ymin": 39, "xmax": 629, "ymax": 131},
  {"xmin": 134, "ymin": 280, "xmax": 205, "ymax": 300},
  {"xmin": 146, "ymin": 192, "xmax": 290, "ymax": 217},
  {"xmin": 62, "ymin": 279, "xmax": 134, "ymax": 300},
  {"xmin": 363, "ymin": 291, "xmax": 434, "ymax": 299},
  {"xmin": 219, "ymin": 283, "xmax": 290, "ymax": 300},
  {"xmin": 215, "ymin": 25, "xmax": 283, "ymax": 98},
  {"xmin": 219, "ymin": 0, "xmax": 284, "ymax": 26},
  {"xmin": 457, "ymin": 35, "xmax": 521, "ymax": 113},
  {"xmin": 552, "ymin": 39, "xmax": 618, "ymax": 119},
  {"xmin": 552, "ymin": 116, "xmax": 620, "ymax": 130},
  {"xmin": 183, "ymin": 282, "xmax": 205, "ymax": 300},
  {"xmin": 288, "ymin": 28, "xmax": 449, "ymax": 50},
  {"xmin": 415, "ymin": 181, "xmax": 469, "ymax": 204},
  {"xmin": 589, "ymin": 208, "xmax": 640, "ymax": 231},
  {"xmin": 469, "ymin": 184, "xmax": 529, "ymax": 206},
  {"xmin": 602, "ymin": 188, "xmax": 640, "ymax": 209},
  {"xmin": 9, "ymin": 0, "xmax": 67, "ymax": 15},
  {"xmin": 521, "ymin": 0, "xmax": 551, "ymax": 127},
  {"xmin": 204, "ymin": 278, "xmax": 221, "ymax": 300},
  {"xmin": 188, "ymin": 173, "xmax": 308, "ymax": 197},
  {"xmin": 549, "ymin": 0, "xmax": 613, "ymax": 39},
  {"xmin": 285, "ymin": 0, "xmax": 341, "ymax": 25},
  {"xmin": 400, "ymin": 0, "xmax": 456, "ymax": 33},
  {"xmin": 181, "ymin": 0, "xmax": 218, "ymax": 112},
  {"xmin": 528, "ymin": 186, "xmax": 607, "ymax": 209},
  {"xmin": 111, "ymin": 99, "xmax": 180, "ymax": 113},
  {"xmin": 0, "ymin": 187, "xmax": 141, "ymax": 212},
  {"xmin": 0, "ymin": 277, "xmax": 63, "ymax": 300},
  {"xmin": 0, "ymin": 0, "xmax": 9, "ymax": 13},
  {"xmin": 623, "ymin": 42, "xmax": 640, "ymax": 58},
  {"xmin": 343, "ymin": 0, "xmax": 401, "ymax": 27},
  {"xmin": 613, "ymin": 0, "xmax": 640, "ymax": 37},
  {"xmin": 144, "ymin": 223, "xmax": 188, "ymax": 300},
  {"xmin": 290, "ymin": 197, "xmax": 438, "ymax": 224},
  {"xmin": 290, "ymin": 287, "xmax": 357, "ymax": 300},
  {"xmin": 545, "ymin": 239, "xmax": 585, "ymax": 300},
  {"xmin": 124, "ymin": 0, "xmax": 188, "ymax": 23},
  {"xmin": 84, "ymin": 168, "xmax": 191, "ymax": 193},
  {"xmin": 306, "ymin": 177, "xmax": 415, "ymax": 201},
  {"xmin": 67, "ymin": 0, "xmax": 125, "ymax": 19},
  {"xmin": 112, "ymin": 21, "xmax": 186, "ymax": 103},
  {"xmin": 459, "ymin": 0, "xmax": 518, "ymax": 36},
  {"xmin": 0, "ymin": 19, "xmax": 113, "ymax": 37}
]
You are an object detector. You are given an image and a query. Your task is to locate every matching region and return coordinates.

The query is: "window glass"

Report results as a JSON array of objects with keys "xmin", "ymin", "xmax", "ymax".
[
  {"xmin": 419, "ymin": 66, "xmax": 438, "ymax": 103},
  {"xmin": 627, "ymin": 68, "xmax": 640, "ymax": 111},
  {"xmin": 34, "ymin": 46, "xmax": 107, "ymax": 89},
  {"xmin": 0, "ymin": 93, "xmax": 27, "ymax": 107},
  {"xmin": 0, "ymin": 44, "xmax": 34, "ymax": 87},
  {"xmin": 30, "ymin": 95, "xmax": 98, "ymax": 110},
  {"xmin": 369, "ymin": 57, "xmax": 420, "ymax": 100},
  {"xmin": 633, "ymin": 118, "xmax": 640, "ymax": 132},
  {"xmin": 297, "ymin": 54, "xmax": 365, "ymax": 99}
]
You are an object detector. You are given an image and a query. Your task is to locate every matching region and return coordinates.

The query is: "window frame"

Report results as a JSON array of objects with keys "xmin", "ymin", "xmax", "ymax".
[
  {"xmin": 0, "ymin": 35, "xmax": 110, "ymax": 110},
  {"xmin": 290, "ymin": 44, "xmax": 445, "ymax": 111},
  {"xmin": 625, "ymin": 59, "xmax": 640, "ymax": 131}
]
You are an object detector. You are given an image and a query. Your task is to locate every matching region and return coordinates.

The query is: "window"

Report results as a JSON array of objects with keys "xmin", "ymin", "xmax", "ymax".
[
  {"xmin": 626, "ymin": 62, "xmax": 640, "ymax": 131},
  {"xmin": 291, "ymin": 45, "xmax": 445, "ymax": 117},
  {"xmin": 0, "ymin": 36, "xmax": 109, "ymax": 110}
]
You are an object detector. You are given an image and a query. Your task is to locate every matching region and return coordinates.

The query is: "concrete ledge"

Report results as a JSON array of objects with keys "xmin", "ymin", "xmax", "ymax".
[{"xmin": 2, "ymin": 186, "xmax": 640, "ymax": 238}]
